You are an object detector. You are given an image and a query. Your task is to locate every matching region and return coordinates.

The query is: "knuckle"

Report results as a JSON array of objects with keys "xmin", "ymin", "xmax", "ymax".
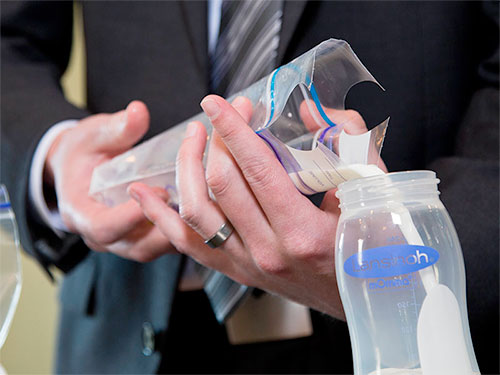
[
  {"xmin": 216, "ymin": 118, "xmax": 242, "ymax": 140},
  {"xmin": 168, "ymin": 225, "xmax": 200, "ymax": 256},
  {"xmin": 206, "ymin": 164, "xmax": 232, "ymax": 196},
  {"xmin": 143, "ymin": 209, "xmax": 160, "ymax": 226},
  {"xmin": 253, "ymin": 252, "xmax": 289, "ymax": 276},
  {"xmin": 282, "ymin": 233, "xmax": 314, "ymax": 260},
  {"xmin": 88, "ymin": 223, "xmax": 116, "ymax": 245},
  {"xmin": 345, "ymin": 110, "xmax": 366, "ymax": 129},
  {"xmin": 345, "ymin": 109, "xmax": 362, "ymax": 121},
  {"xmin": 170, "ymin": 235, "xmax": 190, "ymax": 255},
  {"xmin": 282, "ymin": 233, "xmax": 320, "ymax": 261},
  {"xmin": 172, "ymin": 242, "xmax": 188, "ymax": 255},
  {"xmin": 243, "ymin": 157, "xmax": 277, "ymax": 190},
  {"xmin": 80, "ymin": 217, "xmax": 120, "ymax": 245},
  {"xmin": 289, "ymin": 243, "xmax": 316, "ymax": 262},
  {"xmin": 130, "ymin": 250, "xmax": 156, "ymax": 263},
  {"xmin": 178, "ymin": 201, "xmax": 200, "ymax": 228}
]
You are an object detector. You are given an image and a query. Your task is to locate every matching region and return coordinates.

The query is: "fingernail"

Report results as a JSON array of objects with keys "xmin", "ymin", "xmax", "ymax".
[
  {"xmin": 127, "ymin": 186, "xmax": 141, "ymax": 202},
  {"xmin": 185, "ymin": 122, "xmax": 198, "ymax": 138},
  {"xmin": 232, "ymin": 96, "xmax": 246, "ymax": 108},
  {"xmin": 200, "ymin": 98, "xmax": 220, "ymax": 120}
]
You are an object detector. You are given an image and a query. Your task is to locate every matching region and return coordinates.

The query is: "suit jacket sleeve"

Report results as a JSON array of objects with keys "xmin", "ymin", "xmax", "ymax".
[
  {"xmin": 426, "ymin": 1, "xmax": 499, "ymax": 368},
  {"xmin": 1, "ymin": 1, "xmax": 91, "ymax": 276}
]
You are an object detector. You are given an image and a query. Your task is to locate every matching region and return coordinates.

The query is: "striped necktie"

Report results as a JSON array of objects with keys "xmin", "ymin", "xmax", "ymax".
[
  {"xmin": 204, "ymin": 0, "xmax": 284, "ymax": 323},
  {"xmin": 211, "ymin": 0, "xmax": 283, "ymax": 96}
]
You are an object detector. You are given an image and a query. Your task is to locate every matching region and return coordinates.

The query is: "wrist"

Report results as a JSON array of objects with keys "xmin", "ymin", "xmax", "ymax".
[
  {"xmin": 44, "ymin": 127, "xmax": 69, "ymax": 186},
  {"xmin": 29, "ymin": 120, "xmax": 78, "ymax": 235}
]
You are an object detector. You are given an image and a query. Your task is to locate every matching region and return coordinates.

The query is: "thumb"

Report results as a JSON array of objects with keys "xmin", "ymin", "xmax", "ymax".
[{"xmin": 92, "ymin": 100, "xmax": 150, "ymax": 153}]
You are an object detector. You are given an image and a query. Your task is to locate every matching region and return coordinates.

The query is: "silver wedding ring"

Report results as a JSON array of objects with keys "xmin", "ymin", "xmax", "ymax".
[{"xmin": 204, "ymin": 222, "xmax": 234, "ymax": 249}]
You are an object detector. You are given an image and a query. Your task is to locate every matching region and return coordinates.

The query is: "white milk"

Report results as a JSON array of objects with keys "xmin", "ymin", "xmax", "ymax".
[{"xmin": 288, "ymin": 163, "xmax": 384, "ymax": 194}]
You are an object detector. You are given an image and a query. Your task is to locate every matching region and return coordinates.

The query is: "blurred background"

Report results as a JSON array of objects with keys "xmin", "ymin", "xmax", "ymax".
[{"xmin": 0, "ymin": 3, "xmax": 86, "ymax": 373}]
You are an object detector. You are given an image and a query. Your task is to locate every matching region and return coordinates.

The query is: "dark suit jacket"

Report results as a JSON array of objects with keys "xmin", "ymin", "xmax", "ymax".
[{"xmin": 1, "ymin": 1, "xmax": 498, "ymax": 374}]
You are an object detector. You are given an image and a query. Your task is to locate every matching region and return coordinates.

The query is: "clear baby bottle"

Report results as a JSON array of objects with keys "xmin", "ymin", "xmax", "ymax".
[{"xmin": 335, "ymin": 171, "xmax": 479, "ymax": 375}]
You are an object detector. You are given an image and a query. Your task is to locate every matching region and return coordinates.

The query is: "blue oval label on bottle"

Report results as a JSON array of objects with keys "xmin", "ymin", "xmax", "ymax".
[{"xmin": 343, "ymin": 245, "xmax": 439, "ymax": 278}]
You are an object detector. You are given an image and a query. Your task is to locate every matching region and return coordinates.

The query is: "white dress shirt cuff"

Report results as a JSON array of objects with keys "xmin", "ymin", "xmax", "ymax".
[{"xmin": 29, "ymin": 120, "xmax": 78, "ymax": 238}]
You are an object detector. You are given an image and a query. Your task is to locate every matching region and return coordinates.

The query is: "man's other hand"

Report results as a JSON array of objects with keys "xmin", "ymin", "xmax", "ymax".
[{"xmin": 45, "ymin": 101, "xmax": 176, "ymax": 262}]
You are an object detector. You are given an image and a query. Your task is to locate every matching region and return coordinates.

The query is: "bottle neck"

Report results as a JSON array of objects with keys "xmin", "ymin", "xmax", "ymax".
[{"xmin": 336, "ymin": 170, "xmax": 440, "ymax": 212}]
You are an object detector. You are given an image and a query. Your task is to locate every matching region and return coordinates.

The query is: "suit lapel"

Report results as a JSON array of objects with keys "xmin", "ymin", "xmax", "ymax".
[{"xmin": 278, "ymin": 0, "xmax": 308, "ymax": 63}]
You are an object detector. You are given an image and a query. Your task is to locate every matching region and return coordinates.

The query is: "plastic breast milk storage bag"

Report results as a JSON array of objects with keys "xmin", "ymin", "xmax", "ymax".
[{"xmin": 89, "ymin": 39, "xmax": 388, "ymax": 206}]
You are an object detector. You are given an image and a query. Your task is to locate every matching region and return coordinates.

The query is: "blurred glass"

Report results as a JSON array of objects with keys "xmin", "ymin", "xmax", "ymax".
[{"xmin": 0, "ymin": 184, "xmax": 22, "ymax": 350}]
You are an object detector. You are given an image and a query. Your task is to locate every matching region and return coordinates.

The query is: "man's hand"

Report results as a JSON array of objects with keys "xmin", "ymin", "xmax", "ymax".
[
  {"xmin": 46, "ymin": 101, "xmax": 176, "ymax": 262},
  {"xmin": 127, "ymin": 96, "xmax": 387, "ymax": 319}
]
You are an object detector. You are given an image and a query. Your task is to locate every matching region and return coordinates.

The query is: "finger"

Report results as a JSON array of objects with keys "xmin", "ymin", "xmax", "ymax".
[
  {"xmin": 149, "ymin": 186, "xmax": 170, "ymax": 202},
  {"xmin": 84, "ymin": 221, "xmax": 177, "ymax": 261},
  {"xmin": 299, "ymin": 100, "xmax": 367, "ymax": 135},
  {"xmin": 298, "ymin": 99, "xmax": 326, "ymax": 132},
  {"xmin": 128, "ymin": 182, "xmax": 235, "ymax": 270},
  {"xmin": 231, "ymin": 96, "xmax": 253, "ymax": 123},
  {"xmin": 206, "ymin": 130, "xmax": 276, "ymax": 249},
  {"xmin": 175, "ymin": 121, "xmax": 230, "ymax": 239},
  {"xmin": 207, "ymin": 98, "xmax": 278, "ymax": 255},
  {"xmin": 90, "ymin": 100, "xmax": 150, "ymax": 153},
  {"xmin": 315, "ymin": 105, "xmax": 388, "ymax": 172},
  {"xmin": 298, "ymin": 100, "xmax": 389, "ymax": 170},
  {"xmin": 200, "ymin": 95, "xmax": 311, "ymax": 230},
  {"xmin": 204, "ymin": 95, "xmax": 252, "ymax": 174},
  {"xmin": 69, "ymin": 198, "xmax": 149, "ymax": 245},
  {"xmin": 320, "ymin": 189, "xmax": 341, "ymax": 216},
  {"xmin": 105, "ymin": 225, "xmax": 177, "ymax": 262},
  {"xmin": 174, "ymin": 123, "xmax": 256, "ymax": 267},
  {"xmin": 333, "ymin": 109, "xmax": 367, "ymax": 135}
]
